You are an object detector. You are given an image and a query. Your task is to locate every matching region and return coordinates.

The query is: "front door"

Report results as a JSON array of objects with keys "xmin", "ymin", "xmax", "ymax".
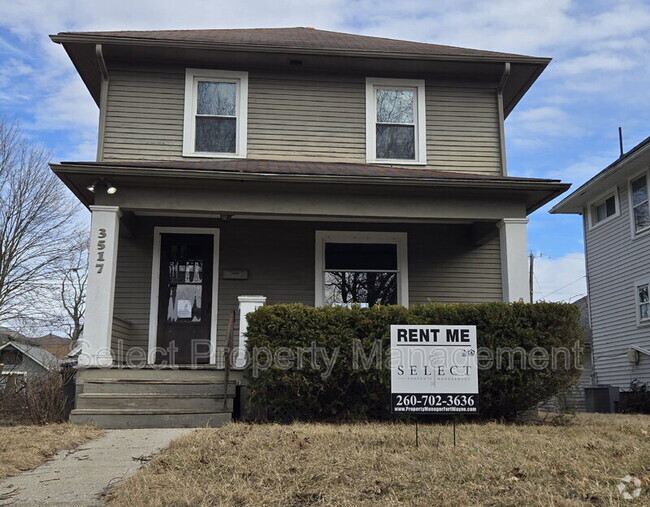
[{"xmin": 156, "ymin": 233, "xmax": 213, "ymax": 364}]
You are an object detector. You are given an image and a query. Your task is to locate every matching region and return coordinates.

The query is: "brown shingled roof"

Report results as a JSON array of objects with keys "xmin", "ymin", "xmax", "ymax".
[
  {"xmin": 54, "ymin": 27, "xmax": 533, "ymax": 60},
  {"xmin": 61, "ymin": 158, "xmax": 562, "ymax": 184}
]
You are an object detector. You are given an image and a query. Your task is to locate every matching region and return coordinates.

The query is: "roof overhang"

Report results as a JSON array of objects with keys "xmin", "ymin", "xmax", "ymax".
[
  {"xmin": 51, "ymin": 160, "xmax": 569, "ymax": 217},
  {"xmin": 50, "ymin": 33, "xmax": 549, "ymax": 117},
  {"xmin": 551, "ymin": 136, "xmax": 650, "ymax": 214}
]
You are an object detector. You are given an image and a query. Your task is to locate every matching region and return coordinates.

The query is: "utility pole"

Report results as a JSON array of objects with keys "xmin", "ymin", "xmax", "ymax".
[{"xmin": 529, "ymin": 252, "xmax": 535, "ymax": 303}]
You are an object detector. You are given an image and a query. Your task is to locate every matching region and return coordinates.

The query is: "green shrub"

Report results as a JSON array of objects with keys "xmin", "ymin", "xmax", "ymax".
[{"xmin": 245, "ymin": 303, "xmax": 584, "ymax": 421}]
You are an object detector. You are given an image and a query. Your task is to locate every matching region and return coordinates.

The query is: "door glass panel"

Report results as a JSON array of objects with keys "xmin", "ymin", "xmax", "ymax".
[{"xmin": 166, "ymin": 249, "xmax": 205, "ymax": 323}]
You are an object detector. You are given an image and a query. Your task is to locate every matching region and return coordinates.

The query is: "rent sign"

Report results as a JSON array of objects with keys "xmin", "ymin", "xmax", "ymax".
[{"xmin": 390, "ymin": 325, "xmax": 478, "ymax": 414}]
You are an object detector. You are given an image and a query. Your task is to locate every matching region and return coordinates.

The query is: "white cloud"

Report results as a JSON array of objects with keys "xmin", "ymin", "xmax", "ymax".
[
  {"xmin": 508, "ymin": 106, "xmax": 584, "ymax": 139},
  {"xmin": 546, "ymin": 153, "xmax": 617, "ymax": 185},
  {"xmin": 533, "ymin": 252, "xmax": 587, "ymax": 303}
]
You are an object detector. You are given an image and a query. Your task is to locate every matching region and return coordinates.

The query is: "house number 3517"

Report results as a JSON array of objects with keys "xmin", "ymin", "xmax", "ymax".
[{"xmin": 95, "ymin": 228, "xmax": 107, "ymax": 274}]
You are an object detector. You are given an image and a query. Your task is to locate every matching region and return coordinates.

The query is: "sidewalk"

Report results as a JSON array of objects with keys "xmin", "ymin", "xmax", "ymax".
[{"xmin": 0, "ymin": 428, "xmax": 193, "ymax": 506}]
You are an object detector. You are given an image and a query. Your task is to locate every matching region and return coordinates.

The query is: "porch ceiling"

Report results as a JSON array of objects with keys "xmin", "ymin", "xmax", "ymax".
[{"xmin": 51, "ymin": 159, "xmax": 569, "ymax": 219}]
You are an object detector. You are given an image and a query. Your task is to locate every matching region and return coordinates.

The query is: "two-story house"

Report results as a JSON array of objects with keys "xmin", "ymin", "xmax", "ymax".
[
  {"xmin": 50, "ymin": 27, "xmax": 568, "ymax": 428},
  {"xmin": 552, "ymin": 136, "xmax": 650, "ymax": 402}
]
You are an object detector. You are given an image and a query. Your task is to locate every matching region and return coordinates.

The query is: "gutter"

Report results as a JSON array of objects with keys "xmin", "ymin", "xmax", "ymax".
[
  {"xmin": 50, "ymin": 162, "xmax": 568, "ymax": 191},
  {"xmin": 497, "ymin": 62, "xmax": 511, "ymax": 175},
  {"xmin": 50, "ymin": 161, "xmax": 569, "ymax": 215},
  {"xmin": 95, "ymin": 44, "xmax": 109, "ymax": 162}
]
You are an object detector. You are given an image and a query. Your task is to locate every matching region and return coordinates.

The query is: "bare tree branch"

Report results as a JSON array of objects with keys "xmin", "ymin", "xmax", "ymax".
[{"xmin": 0, "ymin": 118, "xmax": 82, "ymax": 328}]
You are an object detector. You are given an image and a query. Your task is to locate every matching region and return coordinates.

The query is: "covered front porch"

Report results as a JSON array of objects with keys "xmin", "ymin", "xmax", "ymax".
[{"xmin": 52, "ymin": 159, "xmax": 568, "ymax": 427}]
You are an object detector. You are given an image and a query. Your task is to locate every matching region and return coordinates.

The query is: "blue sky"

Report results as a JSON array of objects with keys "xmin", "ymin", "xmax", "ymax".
[{"xmin": 1, "ymin": 0, "xmax": 649, "ymax": 302}]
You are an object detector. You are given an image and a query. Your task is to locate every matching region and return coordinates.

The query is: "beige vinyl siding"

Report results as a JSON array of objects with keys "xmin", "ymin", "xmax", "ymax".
[
  {"xmin": 110, "ymin": 219, "xmax": 502, "ymax": 356},
  {"xmin": 112, "ymin": 227, "xmax": 154, "ymax": 352},
  {"xmin": 102, "ymin": 64, "xmax": 503, "ymax": 174},
  {"xmin": 585, "ymin": 181, "xmax": 650, "ymax": 390}
]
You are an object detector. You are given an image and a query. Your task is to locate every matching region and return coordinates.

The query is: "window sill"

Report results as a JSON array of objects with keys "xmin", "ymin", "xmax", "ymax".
[
  {"xmin": 182, "ymin": 152, "xmax": 246, "ymax": 159},
  {"xmin": 589, "ymin": 212, "xmax": 620, "ymax": 230},
  {"xmin": 366, "ymin": 159, "xmax": 427, "ymax": 166},
  {"xmin": 631, "ymin": 226, "xmax": 650, "ymax": 241}
]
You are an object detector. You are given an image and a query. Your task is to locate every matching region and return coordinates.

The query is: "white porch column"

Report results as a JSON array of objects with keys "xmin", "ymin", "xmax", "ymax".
[
  {"xmin": 79, "ymin": 205, "xmax": 122, "ymax": 366},
  {"xmin": 236, "ymin": 295, "xmax": 267, "ymax": 368},
  {"xmin": 497, "ymin": 218, "xmax": 529, "ymax": 302}
]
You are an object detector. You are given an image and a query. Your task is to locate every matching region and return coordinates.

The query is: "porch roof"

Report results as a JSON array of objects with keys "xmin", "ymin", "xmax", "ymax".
[{"xmin": 51, "ymin": 159, "xmax": 569, "ymax": 216}]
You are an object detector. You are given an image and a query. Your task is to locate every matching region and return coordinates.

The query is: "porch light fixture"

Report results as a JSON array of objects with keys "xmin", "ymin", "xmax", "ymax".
[{"xmin": 87, "ymin": 179, "xmax": 117, "ymax": 195}]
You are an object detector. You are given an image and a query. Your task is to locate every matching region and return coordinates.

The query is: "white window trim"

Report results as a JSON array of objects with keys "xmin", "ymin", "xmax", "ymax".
[
  {"xmin": 628, "ymin": 169, "xmax": 650, "ymax": 237},
  {"xmin": 147, "ymin": 227, "xmax": 220, "ymax": 365},
  {"xmin": 183, "ymin": 69, "xmax": 248, "ymax": 158},
  {"xmin": 634, "ymin": 277, "xmax": 650, "ymax": 327},
  {"xmin": 365, "ymin": 77, "xmax": 426, "ymax": 165},
  {"xmin": 587, "ymin": 188, "xmax": 620, "ymax": 229},
  {"xmin": 314, "ymin": 230, "xmax": 409, "ymax": 307}
]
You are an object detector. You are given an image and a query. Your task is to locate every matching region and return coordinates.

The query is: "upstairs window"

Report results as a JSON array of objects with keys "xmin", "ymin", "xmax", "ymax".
[
  {"xmin": 630, "ymin": 173, "xmax": 650, "ymax": 234},
  {"xmin": 183, "ymin": 69, "xmax": 248, "ymax": 158},
  {"xmin": 636, "ymin": 281, "xmax": 649, "ymax": 324},
  {"xmin": 589, "ymin": 192, "xmax": 618, "ymax": 227},
  {"xmin": 366, "ymin": 78, "xmax": 426, "ymax": 164}
]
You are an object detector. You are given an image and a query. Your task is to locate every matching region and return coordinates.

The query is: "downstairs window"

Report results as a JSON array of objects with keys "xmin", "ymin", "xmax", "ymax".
[{"xmin": 315, "ymin": 231, "xmax": 408, "ymax": 307}]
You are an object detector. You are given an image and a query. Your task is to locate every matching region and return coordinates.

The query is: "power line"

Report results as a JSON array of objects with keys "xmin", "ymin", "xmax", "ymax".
[
  {"xmin": 533, "ymin": 273, "xmax": 545, "ymax": 301},
  {"xmin": 542, "ymin": 275, "xmax": 586, "ymax": 299}
]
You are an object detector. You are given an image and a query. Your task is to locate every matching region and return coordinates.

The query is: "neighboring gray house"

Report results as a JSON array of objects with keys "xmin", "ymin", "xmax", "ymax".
[
  {"xmin": 0, "ymin": 339, "xmax": 62, "ymax": 390},
  {"xmin": 49, "ymin": 27, "xmax": 569, "ymax": 428},
  {"xmin": 552, "ymin": 136, "xmax": 650, "ymax": 394}
]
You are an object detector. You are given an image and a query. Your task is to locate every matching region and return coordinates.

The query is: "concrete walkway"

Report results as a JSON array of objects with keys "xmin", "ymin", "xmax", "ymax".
[{"xmin": 0, "ymin": 428, "xmax": 194, "ymax": 506}]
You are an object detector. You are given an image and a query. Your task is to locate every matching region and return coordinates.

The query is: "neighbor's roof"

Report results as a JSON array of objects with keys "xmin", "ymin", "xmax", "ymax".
[
  {"xmin": 0, "ymin": 339, "xmax": 61, "ymax": 370},
  {"xmin": 51, "ymin": 158, "xmax": 570, "ymax": 215},
  {"xmin": 551, "ymin": 136, "xmax": 650, "ymax": 214},
  {"xmin": 32, "ymin": 334, "xmax": 74, "ymax": 360},
  {"xmin": 52, "ymin": 27, "xmax": 537, "ymax": 61}
]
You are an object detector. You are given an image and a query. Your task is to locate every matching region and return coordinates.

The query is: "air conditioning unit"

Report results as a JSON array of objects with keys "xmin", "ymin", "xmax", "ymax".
[{"xmin": 584, "ymin": 385, "xmax": 620, "ymax": 413}]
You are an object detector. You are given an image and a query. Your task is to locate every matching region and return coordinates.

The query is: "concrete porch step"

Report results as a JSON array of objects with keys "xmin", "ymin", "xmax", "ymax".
[
  {"xmin": 82, "ymin": 379, "xmax": 237, "ymax": 395},
  {"xmin": 77, "ymin": 368, "xmax": 230, "ymax": 383},
  {"xmin": 76, "ymin": 392, "xmax": 234, "ymax": 411},
  {"xmin": 69, "ymin": 409, "xmax": 232, "ymax": 429}
]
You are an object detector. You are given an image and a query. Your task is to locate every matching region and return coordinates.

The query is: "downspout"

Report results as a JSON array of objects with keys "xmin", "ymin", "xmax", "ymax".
[
  {"xmin": 497, "ymin": 62, "xmax": 511, "ymax": 176},
  {"xmin": 95, "ymin": 44, "xmax": 109, "ymax": 162}
]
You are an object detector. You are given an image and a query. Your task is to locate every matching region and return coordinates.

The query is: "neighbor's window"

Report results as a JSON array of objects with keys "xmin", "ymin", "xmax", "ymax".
[
  {"xmin": 591, "ymin": 193, "xmax": 617, "ymax": 226},
  {"xmin": 631, "ymin": 173, "xmax": 650, "ymax": 233},
  {"xmin": 183, "ymin": 69, "xmax": 248, "ymax": 158},
  {"xmin": 315, "ymin": 231, "xmax": 408, "ymax": 307},
  {"xmin": 366, "ymin": 78, "xmax": 426, "ymax": 164},
  {"xmin": 637, "ymin": 283, "xmax": 649, "ymax": 323},
  {"xmin": 0, "ymin": 348, "xmax": 22, "ymax": 365}
]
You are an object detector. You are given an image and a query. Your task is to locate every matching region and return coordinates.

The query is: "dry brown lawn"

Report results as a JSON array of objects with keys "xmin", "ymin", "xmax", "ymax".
[
  {"xmin": 108, "ymin": 413, "xmax": 649, "ymax": 506},
  {"xmin": 0, "ymin": 424, "xmax": 103, "ymax": 480}
]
